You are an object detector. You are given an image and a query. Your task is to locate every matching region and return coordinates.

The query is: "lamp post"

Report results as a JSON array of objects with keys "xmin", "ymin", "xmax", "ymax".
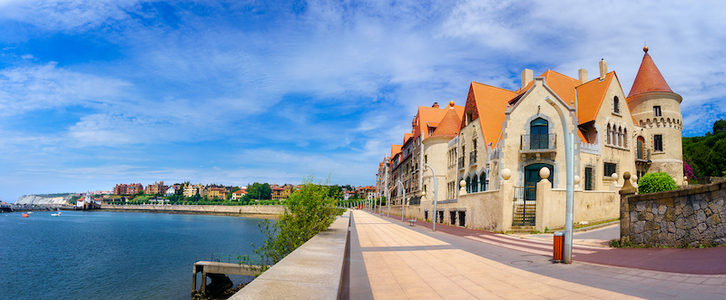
[
  {"xmin": 424, "ymin": 163, "xmax": 438, "ymax": 232},
  {"xmin": 545, "ymin": 97, "xmax": 575, "ymax": 264},
  {"xmin": 397, "ymin": 180, "xmax": 406, "ymax": 222},
  {"xmin": 386, "ymin": 184, "xmax": 395, "ymax": 217}
]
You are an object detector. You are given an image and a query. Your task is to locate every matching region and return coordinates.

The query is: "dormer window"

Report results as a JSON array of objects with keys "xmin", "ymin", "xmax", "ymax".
[{"xmin": 466, "ymin": 111, "xmax": 473, "ymax": 125}]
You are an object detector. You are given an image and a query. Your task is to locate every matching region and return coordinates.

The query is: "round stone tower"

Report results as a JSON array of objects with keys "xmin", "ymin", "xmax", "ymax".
[{"xmin": 626, "ymin": 46, "xmax": 684, "ymax": 184}]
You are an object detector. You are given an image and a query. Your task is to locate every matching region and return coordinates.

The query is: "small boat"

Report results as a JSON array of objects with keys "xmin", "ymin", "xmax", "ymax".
[
  {"xmin": 22, "ymin": 213, "xmax": 29, "ymax": 218},
  {"xmin": 51, "ymin": 211, "xmax": 62, "ymax": 217}
]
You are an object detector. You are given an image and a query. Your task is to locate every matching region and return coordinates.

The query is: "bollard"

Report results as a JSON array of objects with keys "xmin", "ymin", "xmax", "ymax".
[{"xmin": 553, "ymin": 231, "xmax": 564, "ymax": 262}]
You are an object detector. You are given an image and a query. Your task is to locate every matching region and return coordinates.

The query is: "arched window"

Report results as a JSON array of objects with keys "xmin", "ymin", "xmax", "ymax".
[
  {"xmin": 637, "ymin": 136, "xmax": 645, "ymax": 159},
  {"xmin": 471, "ymin": 174, "xmax": 479, "ymax": 193},
  {"xmin": 613, "ymin": 96, "xmax": 620, "ymax": 113},
  {"xmin": 465, "ymin": 176, "xmax": 471, "ymax": 193},
  {"xmin": 606, "ymin": 124, "xmax": 611, "ymax": 145},
  {"xmin": 480, "ymin": 172, "xmax": 487, "ymax": 191},
  {"xmin": 530, "ymin": 118, "xmax": 549, "ymax": 149}
]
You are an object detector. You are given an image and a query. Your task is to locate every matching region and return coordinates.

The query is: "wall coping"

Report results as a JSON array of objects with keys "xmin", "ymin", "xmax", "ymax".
[
  {"xmin": 628, "ymin": 181, "xmax": 726, "ymax": 202},
  {"xmin": 229, "ymin": 210, "xmax": 351, "ymax": 300}
]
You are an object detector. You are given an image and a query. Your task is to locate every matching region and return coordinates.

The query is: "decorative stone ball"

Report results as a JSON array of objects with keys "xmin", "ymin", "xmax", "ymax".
[
  {"xmin": 501, "ymin": 168, "xmax": 512, "ymax": 180},
  {"xmin": 631, "ymin": 174, "xmax": 638, "ymax": 182},
  {"xmin": 460, "ymin": 180, "xmax": 466, "ymax": 188},
  {"xmin": 623, "ymin": 172, "xmax": 630, "ymax": 181},
  {"xmin": 683, "ymin": 176, "xmax": 688, "ymax": 182},
  {"xmin": 611, "ymin": 173, "xmax": 618, "ymax": 181},
  {"xmin": 539, "ymin": 167, "xmax": 550, "ymax": 179},
  {"xmin": 573, "ymin": 175, "xmax": 580, "ymax": 185}
]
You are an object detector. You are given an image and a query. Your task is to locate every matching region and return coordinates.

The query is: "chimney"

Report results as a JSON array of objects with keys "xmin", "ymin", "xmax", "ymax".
[
  {"xmin": 432, "ymin": 102, "xmax": 439, "ymax": 108},
  {"xmin": 522, "ymin": 69, "xmax": 533, "ymax": 89},
  {"xmin": 578, "ymin": 68, "xmax": 588, "ymax": 84},
  {"xmin": 599, "ymin": 59, "xmax": 608, "ymax": 79}
]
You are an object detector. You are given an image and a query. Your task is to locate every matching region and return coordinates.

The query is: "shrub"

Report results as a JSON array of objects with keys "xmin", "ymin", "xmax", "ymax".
[
  {"xmin": 638, "ymin": 172, "xmax": 678, "ymax": 194},
  {"xmin": 241, "ymin": 176, "xmax": 342, "ymax": 275}
]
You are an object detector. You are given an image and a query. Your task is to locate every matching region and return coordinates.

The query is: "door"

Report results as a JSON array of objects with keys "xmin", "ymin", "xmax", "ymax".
[{"xmin": 524, "ymin": 164, "xmax": 553, "ymax": 200}]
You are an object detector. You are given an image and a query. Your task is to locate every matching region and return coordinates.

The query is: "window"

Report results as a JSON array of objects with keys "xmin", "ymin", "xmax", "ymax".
[
  {"xmin": 604, "ymin": 163, "xmax": 617, "ymax": 178},
  {"xmin": 654, "ymin": 106, "xmax": 662, "ymax": 117},
  {"xmin": 654, "ymin": 134, "xmax": 663, "ymax": 152},
  {"xmin": 480, "ymin": 172, "xmax": 487, "ymax": 191},
  {"xmin": 584, "ymin": 167, "xmax": 594, "ymax": 190},
  {"xmin": 613, "ymin": 96, "xmax": 620, "ymax": 114},
  {"xmin": 424, "ymin": 155, "xmax": 428, "ymax": 164},
  {"xmin": 530, "ymin": 118, "xmax": 549, "ymax": 149},
  {"xmin": 466, "ymin": 112, "xmax": 473, "ymax": 124}
]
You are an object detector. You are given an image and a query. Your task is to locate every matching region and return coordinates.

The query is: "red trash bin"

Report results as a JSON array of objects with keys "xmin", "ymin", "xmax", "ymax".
[{"xmin": 553, "ymin": 231, "xmax": 564, "ymax": 262}]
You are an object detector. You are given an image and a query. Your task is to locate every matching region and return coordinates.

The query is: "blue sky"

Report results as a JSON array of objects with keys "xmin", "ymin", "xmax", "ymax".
[{"xmin": 1, "ymin": 0, "xmax": 725, "ymax": 202}]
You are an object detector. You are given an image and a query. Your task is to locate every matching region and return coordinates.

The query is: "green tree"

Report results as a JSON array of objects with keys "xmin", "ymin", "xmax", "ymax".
[
  {"xmin": 242, "ymin": 176, "xmax": 342, "ymax": 275},
  {"xmin": 713, "ymin": 119, "xmax": 726, "ymax": 135},
  {"xmin": 248, "ymin": 182, "xmax": 272, "ymax": 200}
]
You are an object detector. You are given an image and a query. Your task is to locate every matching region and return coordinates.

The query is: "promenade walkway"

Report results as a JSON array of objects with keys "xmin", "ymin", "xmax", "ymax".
[{"xmin": 344, "ymin": 210, "xmax": 726, "ymax": 299}]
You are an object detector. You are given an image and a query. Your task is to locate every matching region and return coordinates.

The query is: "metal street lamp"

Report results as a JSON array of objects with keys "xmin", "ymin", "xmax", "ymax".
[
  {"xmin": 397, "ymin": 180, "xmax": 406, "ymax": 222},
  {"xmin": 545, "ymin": 96, "xmax": 575, "ymax": 264},
  {"xmin": 424, "ymin": 163, "xmax": 438, "ymax": 232}
]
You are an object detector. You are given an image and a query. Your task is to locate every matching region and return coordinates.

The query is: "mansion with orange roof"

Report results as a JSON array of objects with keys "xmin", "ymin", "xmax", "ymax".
[{"xmin": 377, "ymin": 47, "xmax": 683, "ymax": 232}]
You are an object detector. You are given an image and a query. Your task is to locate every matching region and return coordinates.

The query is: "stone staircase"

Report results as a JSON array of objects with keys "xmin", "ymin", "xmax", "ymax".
[{"xmin": 512, "ymin": 201, "xmax": 536, "ymax": 229}]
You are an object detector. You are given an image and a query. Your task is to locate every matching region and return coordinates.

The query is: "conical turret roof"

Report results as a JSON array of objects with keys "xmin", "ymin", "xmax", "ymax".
[
  {"xmin": 627, "ymin": 47, "xmax": 673, "ymax": 99},
  {"xmin": 429, "ymin": 108, "xmax": 461, "ymax": 138}
]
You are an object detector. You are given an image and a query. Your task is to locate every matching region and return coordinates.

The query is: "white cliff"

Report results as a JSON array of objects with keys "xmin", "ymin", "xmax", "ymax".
[{"xmin": 15, "ymin": 194, "xmax": 75, "ymax": 205}]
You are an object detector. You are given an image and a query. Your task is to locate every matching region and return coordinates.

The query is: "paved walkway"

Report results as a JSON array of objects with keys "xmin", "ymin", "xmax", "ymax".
[
  {"xmin": 345, "ymin": 210, "xmax": 726, "ymax": 299},
  {"xmin": 378, "ymin": 212, "xmax": 726, "ymax": 274}
]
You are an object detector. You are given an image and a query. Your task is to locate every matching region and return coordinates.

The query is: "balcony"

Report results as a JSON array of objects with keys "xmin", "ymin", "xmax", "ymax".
[
  {"xmin": 458, "ymin": 156, "xmax": 465, "ymax": 169},
  {"xmin": 636, "ymin": 148, "xmax": 651, "ymax": 163},
  {"xmin": 469, "ymin": 150, "xmax": 477, "ymax": 166},
  {"xmin": 520, "ymin": 134, "xmax": 556, "ymax": 153}
]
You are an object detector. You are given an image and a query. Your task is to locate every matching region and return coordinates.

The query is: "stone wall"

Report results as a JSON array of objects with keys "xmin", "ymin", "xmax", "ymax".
[
  {"xmin": 620, "ymin": 180, "xmax": 726, "ymax": 247},
  {"xmin": 101, "ymin": 204, "xmax": 284, "ymax": 216}
]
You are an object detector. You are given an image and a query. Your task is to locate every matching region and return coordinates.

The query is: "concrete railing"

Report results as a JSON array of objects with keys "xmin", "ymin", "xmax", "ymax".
[{"xmin": 230, "ymin": 210, "xmax": 351, "ymax": 299}]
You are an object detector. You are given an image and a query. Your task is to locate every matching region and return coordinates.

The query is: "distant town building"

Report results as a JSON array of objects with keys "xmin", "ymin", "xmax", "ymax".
[
  {"xmin": 145, "ymin": 181, "xmax": 167, "ymax": 195},
  {"xmin": 165, "ymin": 186, "xmax": 176, "ymax": 196},
  {"xmin": 113, "ymin": 183, "xmax": 144, "ymax": 195}
]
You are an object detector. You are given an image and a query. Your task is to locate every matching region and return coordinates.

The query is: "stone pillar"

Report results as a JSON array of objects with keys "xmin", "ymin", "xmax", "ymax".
[
  {"xmin": 619, "ymin": 172, "xmax": 637, "ymax": 245},
  {"xmin": 535, "ymin": 179, "xmax": 552, "ymax": 233},
  {"xmin": 500, "ymin": 180, "xmax": 514, "ymax": 232}
]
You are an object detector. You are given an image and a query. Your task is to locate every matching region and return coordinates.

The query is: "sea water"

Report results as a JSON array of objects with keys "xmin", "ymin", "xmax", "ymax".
[{"xmin": 0, "ymin": 210, "xmax": 268, "ymax": 300}]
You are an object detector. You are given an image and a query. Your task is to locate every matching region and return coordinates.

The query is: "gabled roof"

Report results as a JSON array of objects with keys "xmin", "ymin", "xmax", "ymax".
[
  {"xmin": 429, "ymin": 108, "xmax": 462, "ymax": 138},
  {"xmin": 627, "ymin": 48, "xmax": 673, "ymax": 99},
  {"xmin": 539, "ymin": 70, "xmax": 581, "ymax": 105},
  {"xmin": 464, "ymin": 81, "xmax": 517, "ymax": 147},
  {"xmin": 390, "ymin": 144, "xmax": 401, "ymax": 158},
  {"xmin": 576, "ymin": 71, "xmax": 615, "ymax": 125}
]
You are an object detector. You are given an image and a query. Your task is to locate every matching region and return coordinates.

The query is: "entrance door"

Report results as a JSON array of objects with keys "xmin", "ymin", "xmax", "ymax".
[{"xmin": 524, "ymin": 164, "xmax": 553, "ymax": 200}]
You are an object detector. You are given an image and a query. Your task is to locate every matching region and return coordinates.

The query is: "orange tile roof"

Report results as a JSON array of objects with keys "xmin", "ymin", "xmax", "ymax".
[
  {"xmin": 403, "ymin": 133, "xmax": 413, "ymax": 145},
  {"xmin": 627, "ymin": 49, "xmax": 673, "ymax": 99},
  {"xmin": 540, "ymin": 70, "xmax": 581, "ymax": 106},
  {"xmin": 429, "ymin": 107, "xmax": 462, "ymax": 138},
  {"xmin": 391, "ymin": 144, "xmax": 401, "ymax": 157},
  {"xmin": 576, "ymin": 72, "xmax": 614, "ymax": 125},
  {"xmin": 464, "ymin": 81, "xmax": 517, "ymax": 147},
  {"xmin": 413, "ymin": 104, "xmax": 465, "ymax": 140}
]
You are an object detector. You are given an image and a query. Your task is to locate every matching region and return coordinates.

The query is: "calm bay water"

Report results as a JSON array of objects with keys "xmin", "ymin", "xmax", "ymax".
[{"xmin": 0, "ymin": 210, "xmax": 268, "ymax": 300}]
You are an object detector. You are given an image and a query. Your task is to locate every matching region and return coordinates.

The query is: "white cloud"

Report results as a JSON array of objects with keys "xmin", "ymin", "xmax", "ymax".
[{"xmin": 0, "ymin": 63, "xmax": 132, "ymax": 116}]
